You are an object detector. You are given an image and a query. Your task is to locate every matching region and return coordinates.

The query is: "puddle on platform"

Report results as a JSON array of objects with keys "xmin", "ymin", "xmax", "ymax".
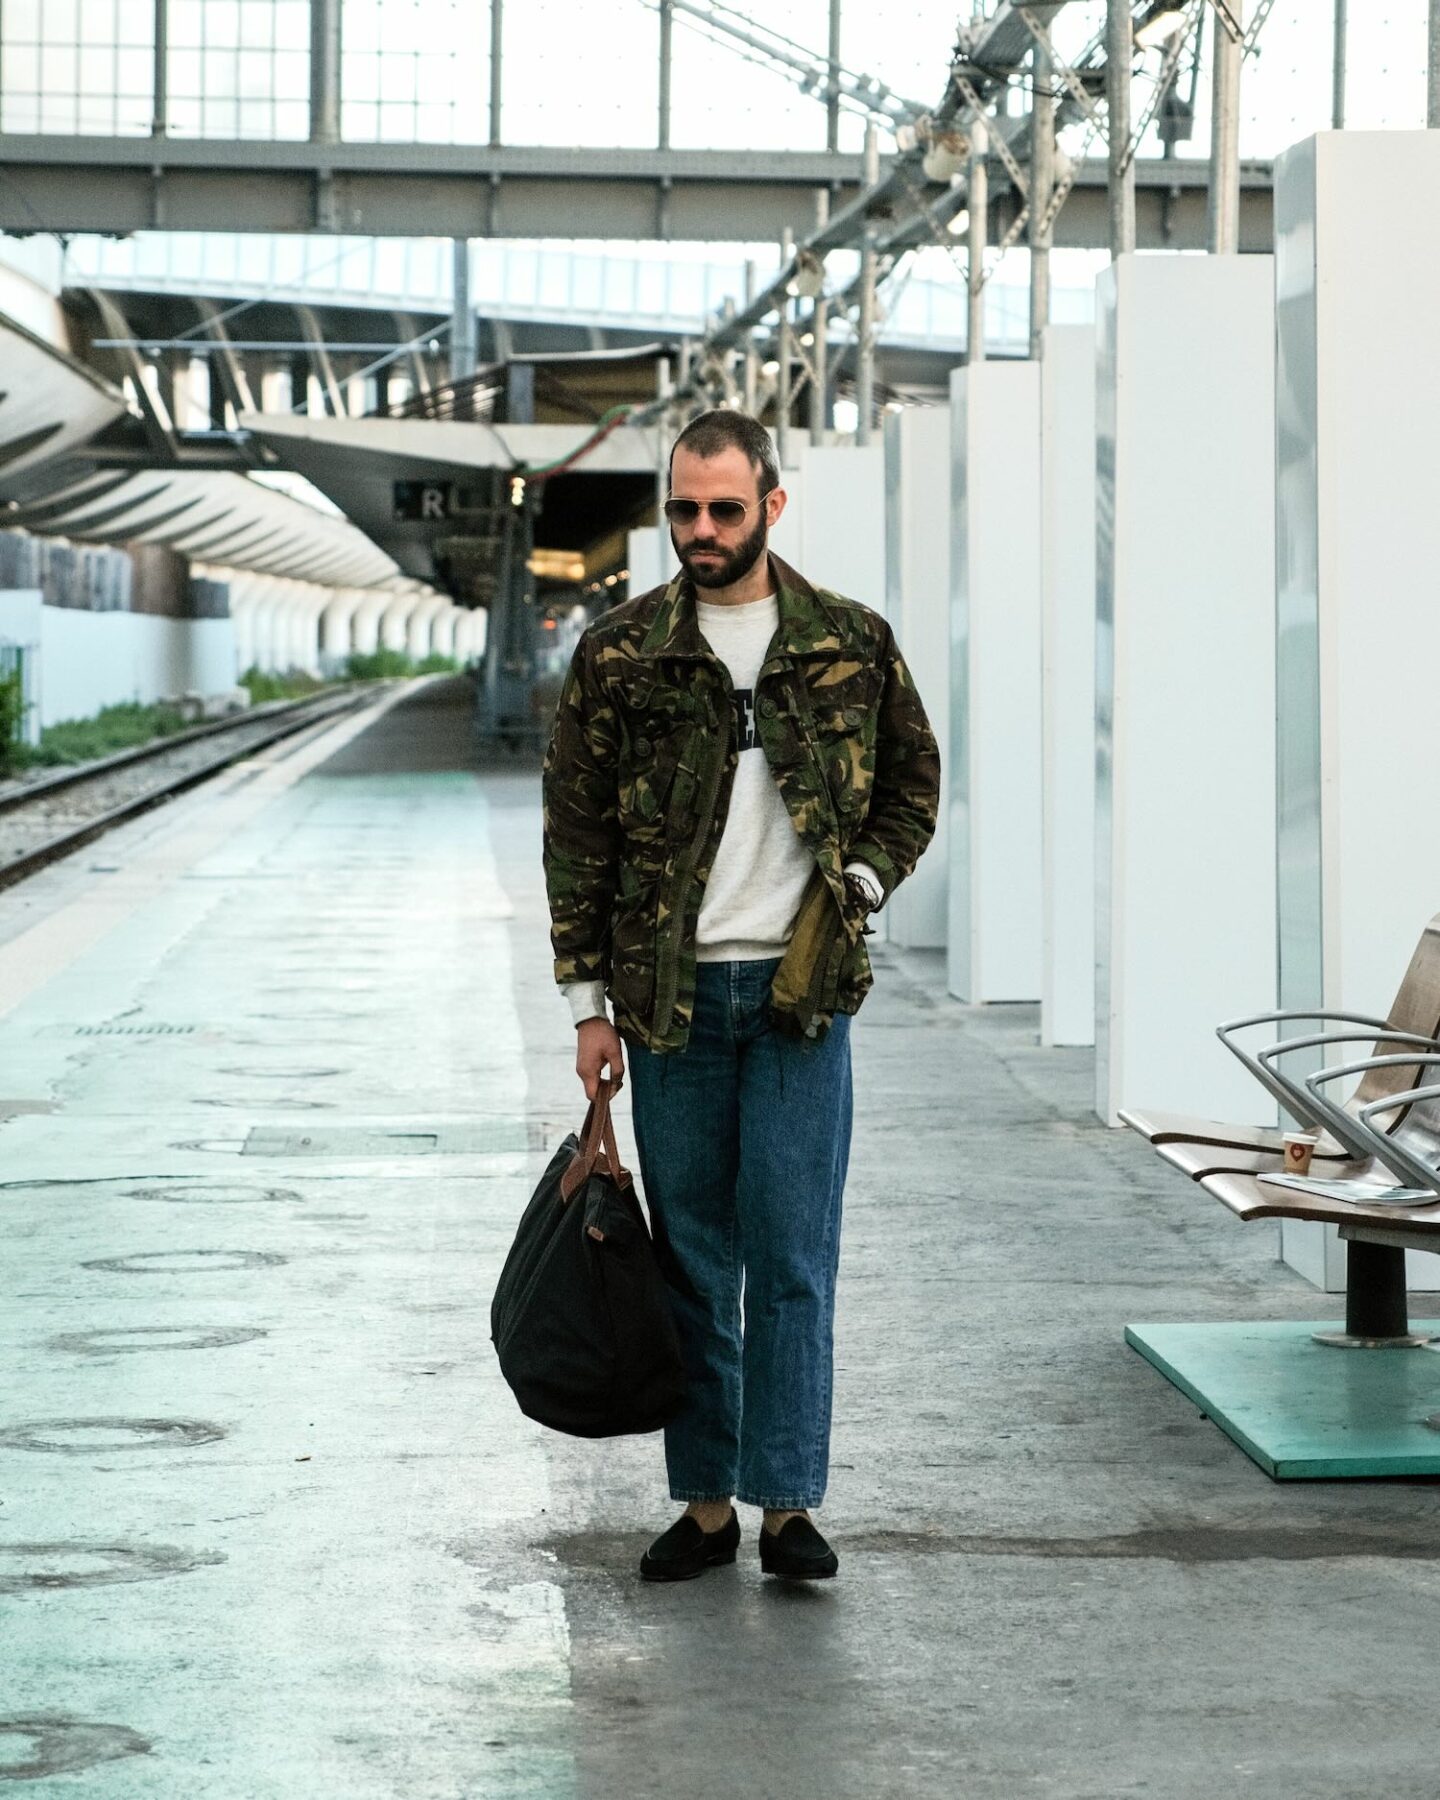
[{"xmin": 0, "ymin": 1540, "xmax": 226, "ymax": 1594}]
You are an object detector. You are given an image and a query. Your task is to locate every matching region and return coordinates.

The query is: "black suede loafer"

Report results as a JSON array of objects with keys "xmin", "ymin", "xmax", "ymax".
[
  {"xmin": 758, "ymin": 1515, "xmax": 839, "ymax": 1580},
  {"xmin": 639, "ymin": 1510, "xmax": 741, "ymax": 1582}
]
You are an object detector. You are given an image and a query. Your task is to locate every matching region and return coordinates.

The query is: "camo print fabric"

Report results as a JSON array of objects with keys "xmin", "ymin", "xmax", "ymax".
[{"xmin": 542, "ymin": 553, "xmax": 940, "ymax": 1052}]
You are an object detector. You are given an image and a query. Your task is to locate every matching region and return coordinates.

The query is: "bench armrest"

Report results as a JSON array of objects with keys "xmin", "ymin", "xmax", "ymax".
[
  {"xmin": 1215, "ymin": 1010, "xmax": 1395, "ymax": 1129},
  {"xmin": 1256, "ymin": 1029, "xmax": 1440, "ymax": 1161},
  {"xmin": 1306, "ymin": 1054, "xmax": 1440, "ymax": 1199}
]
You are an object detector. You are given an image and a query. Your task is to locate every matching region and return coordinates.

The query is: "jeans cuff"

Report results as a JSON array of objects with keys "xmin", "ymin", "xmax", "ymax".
[
  {"xmin": 669, "ymin": 1488, "xmax": 735, "ymax": 1503},
  {"xmin": 736, "ymin": 1492, "xmax": 823, "ymax": 1510}
]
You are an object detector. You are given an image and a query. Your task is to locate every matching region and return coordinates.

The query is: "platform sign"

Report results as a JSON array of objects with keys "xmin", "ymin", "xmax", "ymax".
[
  {"xmin": 394, "ymin": 480, "xmax": 452, "ymax": 522},
  {"xmin": 393, "ymin": 480, "xmax": 494, "ymax": 523}
]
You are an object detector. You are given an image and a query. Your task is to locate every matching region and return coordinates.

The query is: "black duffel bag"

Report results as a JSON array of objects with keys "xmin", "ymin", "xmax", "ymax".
[{"xmin": 491, "ymin": 1079, "xmax": 686, "ymax": 1438}]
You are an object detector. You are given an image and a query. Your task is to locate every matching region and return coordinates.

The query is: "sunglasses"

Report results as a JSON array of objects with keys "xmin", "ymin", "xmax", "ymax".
[{"xmin": 663, "ymin": 492, "xmax": 772, "ymax": 528}]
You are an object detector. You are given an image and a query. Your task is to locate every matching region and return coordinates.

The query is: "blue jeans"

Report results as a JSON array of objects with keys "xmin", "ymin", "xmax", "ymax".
[{"xmin": 627, "ymin": 959, "xmax": 852, "ymax": 1511}]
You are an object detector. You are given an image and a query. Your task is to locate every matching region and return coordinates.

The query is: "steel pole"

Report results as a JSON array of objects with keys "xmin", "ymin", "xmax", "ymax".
[
  {"xmin": 659, "ymin": 0, "xmax": 673, "ymax": 151},
  {"xmin": 1207, "ymin": 0, "xmax": 1243, "ymax": 253},
  {"xmin": 1430, "ymin": 0, "xmax": 1440, "ymax": 127},
  {"xmin": 1029, "ymin": 38, "xmax": 1055, "ymax": 356},
  {"xmin": 742, "ymin": 259, "xmax": 759, "ymax": 414},
  {"xmin": 151, "ymin": 0, "xmax": 169, "ymax": 137},
  {"xmin": 827, "ymin": 0, "xmax": 842, "ymax": 152},
  {"xmin": 655, "ymin": 355, "xmax": 672, "ymax": 518},
  {"xmin": 1331, "ymin": 0, "xmax": 1346, "ymax": 129},
  {"xmin": 777, "ymin": 228, "xmax": 794, "ymax": 469},
  {"xmin": 489, "ymin": 0, "xmax": 504, "ymax": 149},
  {"xmin": 967, "ymin": 119, "xmax": 988, "ymax": 364},
  {"xmin": 809, "ymin": 193, "xmax": 830, "ymax": 446},
  {"xmin": 450, "ymin": 239, "xmax": 476, "ymax": 384},
  {"xmin": 309, "ymin": 0, "xmax": 341, "ymax": 144},
  {"xmin": 1106, "ymin": 0, "xmax": 1135, "ymax": 257},
  {"xmin": 855, "ymin": 125, "xmax": 880, "ymax": 444}
]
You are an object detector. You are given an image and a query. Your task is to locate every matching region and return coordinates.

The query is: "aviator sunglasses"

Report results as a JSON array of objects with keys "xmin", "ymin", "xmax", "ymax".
[{"xmin": 662, "ymin": 490, "xmax": 774, "ymax": 528}]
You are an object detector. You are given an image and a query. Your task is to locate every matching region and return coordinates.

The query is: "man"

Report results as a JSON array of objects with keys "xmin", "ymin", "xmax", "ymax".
[{"xmin": 542, "ymin": 409, "xmax": 939, "ymax": 1582}]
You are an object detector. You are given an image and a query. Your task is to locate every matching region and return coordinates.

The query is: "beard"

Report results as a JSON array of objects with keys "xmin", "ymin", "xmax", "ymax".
[{"xmin": 672, "ymin": 510, "xmax": 769, "ymax": 590}]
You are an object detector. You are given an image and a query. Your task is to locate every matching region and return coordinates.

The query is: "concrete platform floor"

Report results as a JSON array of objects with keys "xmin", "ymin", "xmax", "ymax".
[{"xmin": 3, "ymin": 678, "xmax": 1440, "ymax": 1799}]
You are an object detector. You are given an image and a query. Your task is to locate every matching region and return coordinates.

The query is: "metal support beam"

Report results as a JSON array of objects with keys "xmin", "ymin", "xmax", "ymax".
[
  {"xmin": 151, "ymin": 0, "xmax": 169, "ymax": 138},
  {"xmin": 826, "ymin": 0, "xmax": 842, "ymax": 153},
  {"xmin": 968, "ymin": 118, "xmax": 989, "ymax": 363},
  {"xmin": 450, "ymin": 239, "xmax": 476, "ymax": 383},
  {"xmin": 742, "ymin": 259, "xmax": 759, "ymax": 415},
  {"xmin": 855, "ymin": 128, "xmax": 880, "ymax": 445},
  {"xmin": 659, "ymin": 0, "xmax": 674, "ymax": 152},
  {"xmin": 1029, "ymin": 37, "xmax": 1055, "ymax": 354},
  {"xmin": 0, "ymin": 138, "xmax": 1269, "ymax": 247},
  {"xmin": 1207, "ymin": 0, "xmax": 1242, "ymax": 253},
  {"xmin": 309, "ymin": 0, "xmax": 341, "ymax": 146},
  {"xmin": 1431, "ymin": 0, "xmax": 1440, "ymax": 128},
  {"xmin": 1331, "ymin": 0, "xmax": 1346, "ymax": 129},
  {"xmin": 490, "ymin": 0, "xmax": 504, "ymax": 149},
  {"xmin": 1106, "ymin": 0, "xmax": 1135, "ymax": 256},
  {"xmin": 655, "ymin": 355, "xmax": 672, "ymax": 517},
  {"xmin": 776, "ymin": 228, "xmax": 794, "ymax": 469},
  {"xmin": 809, "ymin": 192, "xmax": 829, "ymax": 446}
]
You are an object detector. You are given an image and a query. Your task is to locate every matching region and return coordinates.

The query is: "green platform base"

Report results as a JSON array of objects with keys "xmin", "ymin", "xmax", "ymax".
[{"xmin": 1126, "ymin": 1321, "xmax": 1440, "ymax": 1479}]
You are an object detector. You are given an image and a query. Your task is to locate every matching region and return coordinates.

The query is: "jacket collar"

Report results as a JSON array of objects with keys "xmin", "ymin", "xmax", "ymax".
[{"xmin": 638, "ymin": 552, "xmax": 849, "ymax": 661}]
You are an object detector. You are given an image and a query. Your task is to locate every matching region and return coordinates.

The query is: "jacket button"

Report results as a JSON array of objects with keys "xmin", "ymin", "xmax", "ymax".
[
  {"xmin": 635, "ymin": 736, "xmax": 652, "ymax": 758},
  {"xmin": 758, "ymin": 697, "xmax": 777, "ymax": 719}
]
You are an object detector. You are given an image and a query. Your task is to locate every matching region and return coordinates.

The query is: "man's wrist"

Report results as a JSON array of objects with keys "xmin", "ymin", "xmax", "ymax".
[
  {"xmin": 842, "ymin": 861, "xmax": 883, "ymax": 912},
  {"xmin": 563, "ymin": 980, "xmax": 609, "ymax": 1028}
]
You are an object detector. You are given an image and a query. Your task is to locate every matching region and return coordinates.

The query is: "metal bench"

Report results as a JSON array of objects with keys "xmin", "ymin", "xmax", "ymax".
[{"xmin": 1121, "ymin": 912, "xmax": 1440, "ymax": 1349}]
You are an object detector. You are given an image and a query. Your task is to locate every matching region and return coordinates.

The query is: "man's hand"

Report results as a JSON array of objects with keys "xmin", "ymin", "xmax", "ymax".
[{"xmin": 576, "ymin": 1017, "xmax": 626, "ymax": 1100}]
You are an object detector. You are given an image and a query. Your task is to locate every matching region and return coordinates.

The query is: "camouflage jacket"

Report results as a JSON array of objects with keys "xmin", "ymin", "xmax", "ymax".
[{"xmin": 542, "ymin": 553, "xmax": 940, "ymax": 1052}]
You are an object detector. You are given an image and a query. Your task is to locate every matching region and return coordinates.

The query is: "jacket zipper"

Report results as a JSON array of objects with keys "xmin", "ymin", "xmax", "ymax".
[{"xmin": 651, "ymin": 679, "xmax": 730, "ymax": 1041}]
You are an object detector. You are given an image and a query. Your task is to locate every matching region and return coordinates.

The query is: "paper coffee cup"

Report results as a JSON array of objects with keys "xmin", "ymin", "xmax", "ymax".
[{"xmin": 1282, "ymin": 1131, "xmax": 1318, "ymax": 1176}]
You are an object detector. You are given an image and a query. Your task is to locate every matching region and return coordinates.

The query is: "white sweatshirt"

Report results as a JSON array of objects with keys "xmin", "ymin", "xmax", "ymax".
[{"xmin": 564, "ymin": 592, "xmax": 880, "ymax": 1026}]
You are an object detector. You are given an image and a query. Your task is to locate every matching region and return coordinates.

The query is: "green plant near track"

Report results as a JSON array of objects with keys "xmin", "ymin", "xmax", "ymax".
[
  {"xmin": 345, "ymin": 648, "xmax": 416, "ymax": 679},
  {"xmin": 0, "ymin": 669, "xmax": 24, "ymax": 775},
  {"xmin": 15, "ymin": 699, "xmax": 192, "ymax": 769},
  {"xmin": 239, "ymin": 666, "xmax": 328, "ymax": 703}
]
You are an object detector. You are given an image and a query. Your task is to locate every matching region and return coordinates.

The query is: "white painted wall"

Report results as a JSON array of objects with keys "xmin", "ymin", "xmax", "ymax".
[
  {"xmin": 36, "ymin": 610, "xmax": 237, "ymax": 726},
  {"xmin": 1040, "ymin": 324, "xmax": 1098, "ymax": 1046},
  {"xmin": 794, "ymin": 443, "xmax": 886, "ymax": 610},
  {"xmin": 767, "ymin": 476, "xmax": 805, "ymax": 572},
  {"xmin": 1274, "ymin": 131, "xmax": 1440, "ymax": 1292},
  {"xmin": 1095, "ymin": 253, "xmax": 1277, "ymax": 1127},
  {"xmin": 626, "ymin": 526, "xmax": 667, "ymax": 596},
  {"xmin": 883, "ymin": 405, "xmax": 950, "ymax": 951},
  {"xmin": 948, "ymin": 363, "xmax": 1044, "ymax": 1005}
]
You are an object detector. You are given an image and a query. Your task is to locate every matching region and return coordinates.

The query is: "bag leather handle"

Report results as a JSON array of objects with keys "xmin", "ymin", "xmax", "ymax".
[{"xmin": 560, "ymin": 1078, "xmax": 631, "ymax": 1202}]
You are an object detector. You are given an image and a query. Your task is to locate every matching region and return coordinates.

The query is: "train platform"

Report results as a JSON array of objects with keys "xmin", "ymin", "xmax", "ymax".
[{"xmin": 3, "ymin": 678, "xmax": 1438, "ymax": 1799}]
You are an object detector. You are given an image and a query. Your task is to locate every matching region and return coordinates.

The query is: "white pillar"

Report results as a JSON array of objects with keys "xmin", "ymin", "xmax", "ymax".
[
  {"xmin": 351, "ymin": 590, "xmax": 390, "ymax": 654},
  {"xmin": 1095, "ymin": 253, "xmax": 1277, "ymax": 1126},
  {"xmin": 1274, "ymin": 130, "xmax": 1440, "ymax": 1291},
  {"xmin": 1039, "ymin": 324, "xmax": 1098, "ymax": 1046},
  {"xmin": 947, "ymin": 363, "xmax": 1044, "ymax": 1004},
  {"xmin": 406, "ymin": 593, "xmax": 452, "ymax": 660},
  {"xmin": 321, "ymin": 586, "xmax": 367, "ymax": 663},
  {"xmin": 226, "ymin": 573, "xmax": 263, "ymax": 674},
  {"xmin": 455, "ymin": 610, "xmax": 487, "ymax": 661},
  {"xmin": 795, "ymin": 443, "xmax": 886, "ymax": 608},
  {"xmin": 627, "ymin": 526, "xmax": 666, "ymax": 596},
  {"xmin": 431, "ymin": 605, "xmax": 461, "ymax": 659},
  {"xmin": 883, "ymin": 405, "xmax": 951, "ymax": 951},
  {"xmin": 379, "ymin": 588, "xmax": 420, "ymax": 653}
]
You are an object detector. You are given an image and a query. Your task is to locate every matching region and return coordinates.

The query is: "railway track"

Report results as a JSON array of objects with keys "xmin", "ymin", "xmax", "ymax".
[{"xmin": 0, "ymin": 685, "xmax": 374, "ymax": 892}]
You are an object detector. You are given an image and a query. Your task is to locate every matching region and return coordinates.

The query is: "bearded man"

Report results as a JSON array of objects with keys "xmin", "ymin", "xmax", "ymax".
[{"xmin": 543, "ymin": 408, "xmax": 939, "ymax": 1582}]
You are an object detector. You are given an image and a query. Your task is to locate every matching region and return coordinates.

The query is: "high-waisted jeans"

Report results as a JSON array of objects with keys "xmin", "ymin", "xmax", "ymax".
[{"xmin": 627, "ymin": 958, "xmax": 852, "ymax": 1511}]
